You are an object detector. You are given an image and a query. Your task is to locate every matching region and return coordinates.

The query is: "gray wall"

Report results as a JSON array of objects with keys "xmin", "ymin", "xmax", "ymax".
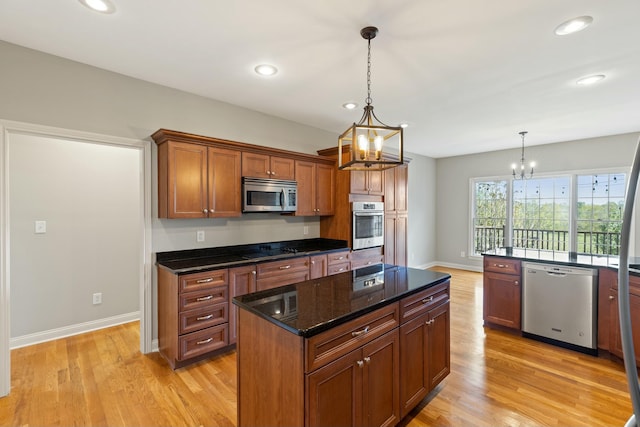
[
  {"xmin": 436, "ymin": 132, "xmax": 640, "ymax": 270},
  {"xmin": 0, "ymin": 41, "xmax": 437, "ymax": 341}
]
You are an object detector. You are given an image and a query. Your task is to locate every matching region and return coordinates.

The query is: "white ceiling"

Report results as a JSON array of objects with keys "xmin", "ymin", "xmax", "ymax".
[{"xmin": 1, "ymin": 0, "xmax": 639, "ymax": 158}]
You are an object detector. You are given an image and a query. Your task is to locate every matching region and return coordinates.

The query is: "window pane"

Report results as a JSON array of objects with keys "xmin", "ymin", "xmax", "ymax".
[{"xmin": 472, "ymin": 180, "xmax": 507, "ymax": 255}]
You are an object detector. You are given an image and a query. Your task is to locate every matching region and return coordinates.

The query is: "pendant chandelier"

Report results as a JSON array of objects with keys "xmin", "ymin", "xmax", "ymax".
[
  {"xmin": 511, "ymin": 131, "xmax": 535, "ymax": 180},
  {"xmin": 338, "ymin": 26, "xmax": 403, "ymax": 171}
]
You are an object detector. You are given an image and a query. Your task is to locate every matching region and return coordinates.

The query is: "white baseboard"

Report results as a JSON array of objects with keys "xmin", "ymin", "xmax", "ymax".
[
  {"xmin": 10, "ymin": 311, "xmax": 140, "ymax": 349},
  {"xmin": 431, "ymin": 261, "xmax": 483, "ymax": 273}
]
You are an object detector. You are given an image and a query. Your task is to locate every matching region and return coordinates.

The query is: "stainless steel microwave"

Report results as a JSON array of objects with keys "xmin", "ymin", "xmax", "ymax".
[{"xmin": 242, "ymin": 177, "xmax": 297, "ymax": 213}]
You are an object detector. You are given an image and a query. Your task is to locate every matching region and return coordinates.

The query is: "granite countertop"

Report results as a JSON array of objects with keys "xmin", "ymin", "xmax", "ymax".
[
  {"xmin": 483, "ymin": 248, "xmax": 640, "ymax": 273},
  {"xmin": 156, "ymin": 238, "xmax": 349, "ymax": 273},
  {"xmin": 233, "ymin": 264, "xmax": 451, "ymax": 338}
]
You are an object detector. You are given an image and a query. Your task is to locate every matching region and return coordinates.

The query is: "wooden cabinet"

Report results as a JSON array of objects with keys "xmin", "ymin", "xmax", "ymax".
[
  {"xmin": 242, "ymin": 152, "xmax": 295, "ymax": 180},
  {"xmin": 384, "ymin": 165, "xmax": 408, "ymax": 266},
  {"xmin": 309, "ymin": 254, "xmax": 328, "ymax": 279},
  {"xmin": 398, "ymin": 282, "xmax": 450, "ymax": 418},
  {"xmin": 295, "ymin": 160, "xmax": 336, "ymax": 216},
  {"xmin": 327, "ymin": 250, "xmax": 351, "ymax": 276},
  {"xmin": 229, "ymin": 264, "xmax": 257, "ymax": 345},
  {"xmin": 157, "ymin": 267, "xmax": 230, "ymax": 369},
  {"xmin": 307, "ymin": 330, "xmax": 400, "ymax": 427},
  {"xmin": 256, "ymin": 257, "xmax": 310, "ymax": 291},
  {"xmin": 482, "ymin": 257, "xmax": 522, "ymax": 330},
  {"xmin": 384, "ymin": 213, "xmax": 407, "ymax": 266},
  {"xmin": 156, "ymin": 140, "xmax": 241, "ymax": 218},
  {"xmin": 351, "ymin": 169, "xmax": 384, "ymax": 196},
  {"xmin": 351, "ymin": 247, "xmax": 384, "ymax": 270},
  {"xmin": 599, "ymin": 268, "xmax": 640, "ymax": 367}
]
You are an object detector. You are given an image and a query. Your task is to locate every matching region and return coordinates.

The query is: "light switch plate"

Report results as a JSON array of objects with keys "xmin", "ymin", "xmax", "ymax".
[{"xmin": 35, "ymin": 220, "xmax": 46, "ymax": 234}]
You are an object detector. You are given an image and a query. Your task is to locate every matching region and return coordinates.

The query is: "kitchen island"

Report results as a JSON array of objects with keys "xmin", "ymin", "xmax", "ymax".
[{"xmin": 233, "ymin": 264, "xmax": 451, "ymax": 427}]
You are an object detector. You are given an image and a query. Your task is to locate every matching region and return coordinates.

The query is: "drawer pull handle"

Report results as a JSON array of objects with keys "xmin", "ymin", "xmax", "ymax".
[
  {"xmin": 496, "ymin": 264, "xmax": 506, "ymax": 268},
  {"xmin": 279, "ymin": 265, "xmax": 291, "ymax": 270},
  {"xmin": 197, "ymin": 314, "xmax": 214, "ymax": 321},
  {"xmin": 196, "ymin": 295, "xmax": 213, "ymax": 302},
  {"xmin": 338, "ymin": 268, "xmax": 344, "ymax": 272},
  {"xmin": 336, "ymin": 256, "xmax": 344, "ymax": 260},
  {"xmin": 364, "ymin": 357, "xmax": 371, "ymax": 364},
  {"xmin": 422, "ymin": 296, "xmax": 434, "ymax": 304},
  {"xmin": 196, "ymin": 278, "xmax": 214, "ymax": 284},
  {"xmin": 352, "ymin": 326, "xmax": 370, "ymax": 337},
  {"xmin": 357, "ymin": 360, "xmax": 364, "ymax": 368},
  {"xmin": 196, "ymin": 338, "xmax": 213, "ymax": 345}
]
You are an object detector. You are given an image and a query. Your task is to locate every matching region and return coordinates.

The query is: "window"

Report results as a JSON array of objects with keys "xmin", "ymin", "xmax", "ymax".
[
  {"xmin": 472, "ymin": 180, "xmax": 507, "ymax": 254},
  {"xmin": 471, "ymin": 171, "xmax": 626, "ymax": 256}
]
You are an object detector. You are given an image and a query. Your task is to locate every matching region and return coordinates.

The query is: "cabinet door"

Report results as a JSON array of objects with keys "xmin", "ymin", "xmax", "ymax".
[
  {"xmin": 316, "ymin": 162, "xmax": 336, "ymax": 215},
  {"xmin": 242, "ymin": 152, "xmax": 271, "ymax": 178},
  {"xmin": 295, "ymin": 160, "xmax": 317, "ymax": 216},
  {"xmin": 270, "ymin": 156, "xmax": 295, "ymax": 180},
  {"xmin": 384, "ymin": 214, "xmax": 397, "ymax": 265},
  {"xmin": 350, "ymin": 170, "xmax": 369, "ymax": 195},
  {"xmin": 307, "ymin": 349, "xmax": 363, "ymax": 427},
  {"xmin": 229, "ymin": 265, "xmax": 256, "ymax": 345},
  {"xmin": 394, "ymin": 214, "xmax": 407, "ymax": 267},
  {"xmin": 610, "ymin": 288, "xmax": 640, "ymax": 365},
  {"xmin": 399, "ymin": 313, "xmax": 428, "ymax": 418},
  {"xmin": 208, "ymin": 147, "xmax": 241, "ymax": 217},
  {"xmin": 427, "ymin": 301, "xmax": 450, "ymax": 391},
  {"xmin": 367, "ymin": 170, "xmax": 384, "ymax": 196},
  {"xmin": 598, "ymin": 268, "xmax": 615, "ymax": 350},
  {"xmin": 309, "ymin": 254, "xmax": 328, "ymax": 279},
  {"xmin": 483, "ymin": 271, "xmax": 521, "ymax": 330},
  {"xmin": 166, "ymin": 141, "xmax": 208, "ymax": 218},
  {"xmin": 363, "ymin": 331, "xmax": 400, "ymax": 427}
]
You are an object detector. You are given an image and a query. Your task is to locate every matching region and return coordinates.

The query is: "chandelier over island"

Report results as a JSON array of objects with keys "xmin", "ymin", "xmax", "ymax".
[
  {"xmin": 512, "ymin": 131, "xmax": 535, "ymax": 180},
  {"xmin": 338, "ymin": 26, "xmax": 404, "ymax": 171}
]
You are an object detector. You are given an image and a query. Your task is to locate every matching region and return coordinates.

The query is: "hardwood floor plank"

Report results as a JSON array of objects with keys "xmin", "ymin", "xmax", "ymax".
[{"xmin": 0, "ymin": 267, "xmax": 634, "ymax": 426}]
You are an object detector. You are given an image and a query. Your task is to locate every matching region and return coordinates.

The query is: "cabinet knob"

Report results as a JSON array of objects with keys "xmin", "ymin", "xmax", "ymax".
[
  {"xmin": 210, "ymin": 208, "xmax": 214, "ymax": 212},
  {"xmin": 266, "ymin": 170, "xmax": 271, "ymax": 175},
  {"xmin": 252, "ymin": 271, "xmax": 256, "ymax": 275},
  {"xmin": 364, "ymin": 357, "xmax": 371, "ymax": 364},
  {"xmin": 357, "ymin": 360, "xmax": 364, "ymax": 368},
  {"xmin": 426, "ymin": 319, "xmax": 435, "ymax": 326},
  {"xmin": 514, "ymin": 281, "xmax": 519, "ymax": 286},
  {"xmin": 609, "ymin": 295, "xmax": 615, "ymax": 300},
  {"xmin": 203, "ymin": 209, "xmax": 208, "ymax": 214},
  {"xmin": 311, "ymin": 260, "xmax": 315, "ymax": 265}
]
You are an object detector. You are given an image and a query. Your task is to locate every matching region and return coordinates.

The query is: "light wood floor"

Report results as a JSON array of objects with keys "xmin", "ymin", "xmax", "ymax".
[{"xmin": 0, "ymin": 267, "xmax": 634, "ymax": 426}]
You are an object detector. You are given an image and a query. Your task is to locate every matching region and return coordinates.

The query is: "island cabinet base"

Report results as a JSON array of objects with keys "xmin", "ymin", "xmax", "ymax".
[{"xmin": 236, "ymin": 278, "xmax": 451, "ymax": 427}]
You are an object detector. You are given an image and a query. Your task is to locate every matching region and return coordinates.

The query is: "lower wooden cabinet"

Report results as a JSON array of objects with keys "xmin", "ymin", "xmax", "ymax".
[
  {"xmin": 482, "ymin": 257, "xmax": 522, "ymax": 330},
  {"xmin": 351, "ymin": 247, "xmax": 384, "ymax": 270},
  {"xmin": 307, "ymin": 330, "xmax": 400, "ymax": 427},
  {"xmin": 256, "ymin": 256, "xmax": 310, "ymax": 291},
  {"xmin": 229, "ymin": 264, "xmax": 257, "ymax": 345}
]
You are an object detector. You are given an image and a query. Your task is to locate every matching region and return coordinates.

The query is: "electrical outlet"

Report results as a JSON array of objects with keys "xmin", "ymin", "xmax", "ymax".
[
  {"xmin": 303, "ymin": 226, "xmax": 309, "ymax": 235},
  {"xmin": 460, "ymin": 251, "xmax": 466, "ymax": 258},
  {"xmin": 197, "ymin": 230, "xmax": 205, "ymax": 242},
  {"xmin": 92, "ymin": 292, "xmax": 102, "ymax": 305},
  {"xmin": 35, "ymin": 220, "xmax": 47, "ymax": 234}
]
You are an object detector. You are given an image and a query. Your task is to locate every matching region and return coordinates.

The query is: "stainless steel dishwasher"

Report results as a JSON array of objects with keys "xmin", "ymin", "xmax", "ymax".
[{"xmin": 522, "ymin": 262, "xmax": 598, "ymax": 354}]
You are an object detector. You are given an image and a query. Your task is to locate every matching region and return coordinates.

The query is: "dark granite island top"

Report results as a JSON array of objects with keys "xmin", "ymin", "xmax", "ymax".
[{"xmin": 233, "ymin": 264, "xmax": 451, "ymax": 338}]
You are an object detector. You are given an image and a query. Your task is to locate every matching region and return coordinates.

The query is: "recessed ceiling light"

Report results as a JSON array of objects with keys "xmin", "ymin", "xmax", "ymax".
[
  {"xmin": 576, "ymin": 74, "xmax": 605, "ymax": 86},
  {"xmin": 342, "ymin": 102, "xmax": 358, "ymax": 110},
  {"xmin": 555, "ymin": 16, "xmax": 593, "ymax": 35},
  {"xmin": 78, "ymin": 0, "xmax": 116, "ymax": 14},
  {"xmin": 254, "ymin": 64, "xmax": 278, "ymax": 76}
]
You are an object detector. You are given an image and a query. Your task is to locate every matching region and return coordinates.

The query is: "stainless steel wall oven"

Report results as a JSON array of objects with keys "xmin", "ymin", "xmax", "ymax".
[{"xmin": 352, "ymin": 201, "xmax": 384, "ymax": 250}]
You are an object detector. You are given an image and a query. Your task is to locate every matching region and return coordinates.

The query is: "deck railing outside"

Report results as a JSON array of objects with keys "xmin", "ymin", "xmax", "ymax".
[{"xmin": 474, "ymin": 226, "xmax": 621, "ymax": 255}]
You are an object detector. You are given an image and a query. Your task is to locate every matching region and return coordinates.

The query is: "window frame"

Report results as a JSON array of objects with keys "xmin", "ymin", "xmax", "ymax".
[{"xmin": 469, "ymin": 167, "xmax": 633, "ymax": 259}]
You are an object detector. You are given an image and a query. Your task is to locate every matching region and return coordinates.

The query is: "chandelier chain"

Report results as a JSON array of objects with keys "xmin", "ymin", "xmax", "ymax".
[{"xmin": 366, "ymin": 37, "xmax": 372, "ymax": 106}]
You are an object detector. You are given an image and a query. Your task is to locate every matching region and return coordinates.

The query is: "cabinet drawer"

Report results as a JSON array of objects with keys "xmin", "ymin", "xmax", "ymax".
[
  {"xmin": 327, "ymin": 262, "xmax": 350, "ymax": 276},
  {"xmin": 257, "ymin": 257, "xmax": 309, "ymax": 278},
  {"xmin": 483, "ymin": 257, "xmax": 521, "ymax": 275},
  {"xmin": 305, "ymin": 302, "xmax": 399, "ymax": 372},
  {"xmin": 179, "ymin": 269, "xmax": 228, "ymax": 293},
  {"xmin": 179, "ymin": 286, "xmax": 227, "ymax": 312},
  {"xmin": 400, "ymin": 282, "xmax": 450, "ymax": 324},
  {"xmin": 327, "ymin": 250, "xmax": 350, "ymax": 266},
  {"xmin": 179, "ymin": 303, "xmax": 228, "ymax": 335},
  {"xmin": 178, "ymin": 324, "xmax": 228, "ymax": 361}
]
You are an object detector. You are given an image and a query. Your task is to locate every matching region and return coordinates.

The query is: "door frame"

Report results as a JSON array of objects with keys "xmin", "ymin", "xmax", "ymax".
[{"xmin": 0, "ymin": 120, "xmax": 152, "ymax": 397}]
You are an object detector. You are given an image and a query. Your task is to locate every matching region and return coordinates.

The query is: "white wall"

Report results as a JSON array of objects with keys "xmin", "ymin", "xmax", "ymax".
[
  {"xmin": 8, "ymin": 133, "xmax": 141, "ymax": 339},
  {"xmin": 436, "ymin": 132, "xmax": 640, "ymax": 270},
  {"xmin": 0, "ymin": 41, "xmax": 438, "ymax": 342}
]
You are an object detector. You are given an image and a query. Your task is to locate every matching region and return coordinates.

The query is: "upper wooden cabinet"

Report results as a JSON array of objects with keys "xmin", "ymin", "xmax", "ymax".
[
  {"xmin": 242, "ymin": 152, "xmax": 295, "ymax": 180},
  {"xmin": 351, "ymin": 169, "xmax": 384, "ymax": 196},
  {"xmin": 384, "ymin": 164, "xmax": 408, "ymax": 213},
  {"xmin": 156, "ymin": 140, "xmax": 241, "ymax": 218},
  {"xmin": 153, "ymin": 129, "xmax": 336, "ymax": 219},
  {"xmin": 295, "ymin": 160, "xmax": 335, "ymax": 216}
]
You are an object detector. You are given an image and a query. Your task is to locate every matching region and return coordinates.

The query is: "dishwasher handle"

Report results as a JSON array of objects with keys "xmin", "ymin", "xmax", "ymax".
[{"xmin": 546, "ymin": 271, "xmax": 567, "ymax": 277}]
